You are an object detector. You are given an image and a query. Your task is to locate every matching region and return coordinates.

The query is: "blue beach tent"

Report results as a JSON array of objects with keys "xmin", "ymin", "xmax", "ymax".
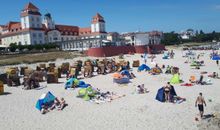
[
  {"xmin": 155, "ymin": 86, "xmax": 177, "ymax": 102},
  {"xmin": 138, "ymin": 64, "xmax": 151, "ymax": 71},
  {"xmin": 212, "ymin": 55, "xmax": 220, "ymax": 60},
  {"xmin": 35, "ymin": 91, "xmax": 55, "ymax": 111}
]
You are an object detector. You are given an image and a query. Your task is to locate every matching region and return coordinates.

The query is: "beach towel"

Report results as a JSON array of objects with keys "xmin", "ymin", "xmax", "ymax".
[
  {"xmin": 113, "ymin": 77, "xmax": 130, "ymax": 84},
  {"xmin": 181, "ymin": 83, "xmax": 193, "ymax": 87}
]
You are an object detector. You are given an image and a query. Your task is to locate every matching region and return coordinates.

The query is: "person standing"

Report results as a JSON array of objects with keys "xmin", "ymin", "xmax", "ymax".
[
  {"xmin": 143, "ymin": 52, "xmax": 147, "ymax": 64},
  {"xmin": 216, "ymin": 60, "xmax": 219, "ymax": 66},
  {"xmin": 195, "ymin": 93, "xmax": 207, "ymax": 118}
]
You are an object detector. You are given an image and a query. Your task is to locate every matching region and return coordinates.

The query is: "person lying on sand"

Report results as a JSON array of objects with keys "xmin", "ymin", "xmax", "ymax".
[
  {"xmin": 50, "ymin": 97, "xmax": 66, "ymax": 111},
  {"xmin": 109, "ymin": 92, "xmax": 126, "ymax": 100},
  {"xmin": 93, "ymin": 91, "xmax": 126, "ymax": 104},
  {"xmin": 197, "ymin": 75, "xmax": 204, "ymax": 85},
  {"xmin": 58, "ymin": 97, "xmax": 66, "ymax": 110},
  {"xmin": 208, "ymin": 72, "xmax": 219, "ymax": 79},
  {"xmin": 50, "ymin": 97, "xmax": 61, "ymax": 110}
]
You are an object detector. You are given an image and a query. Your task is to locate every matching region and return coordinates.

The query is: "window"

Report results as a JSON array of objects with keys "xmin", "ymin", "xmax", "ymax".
[
  {"xmin": 31, "ymin": 17, "xmax": 34, "ymax": 22},
  {"xmin": 39, "ymin": 40, "xmax": 42, "ymax": 44},
  {"xmin": 33, "ymin": 33, "xmax": 36, "ymax": 38},
  {"xmin": 37, "ymin": 24, "xmax": 40, "ymax": 28},
  {"xmin": 34, "ymin": 41, "xmax": 37, "ymax": 44},
  {"xmin": 36, "ymin": 17, "xmax": 40, "ymax": 22},
  {"xmin": 39, "ymin": 33, "xmax": 42, "ymax": 38},
  {"xmin": 32, "ymin": 24, "xmax": 35, "ymax": 28}
]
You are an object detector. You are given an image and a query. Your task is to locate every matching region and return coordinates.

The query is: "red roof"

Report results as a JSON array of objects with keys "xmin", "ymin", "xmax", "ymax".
[
  {"xmin": 93, "ymin": 13, "xmax": 103, "ymax": 19},
  {"xmin": 55, "ymin": 24, "xmax": 79, "ymax": 36},
  {"xmin": 24, "ymin": 2, "xmax": 39, "ymax": 10},
  {"xmin": 79, "ymin": 27, "xmax": 91, "ymax": 35},
  {"xmin": 92, "ymin": 13, "xmax": 105, "ymax": 23},
  {"xmin": 6, "ymin": 21, "xmax": 21, "ymax": 30}
]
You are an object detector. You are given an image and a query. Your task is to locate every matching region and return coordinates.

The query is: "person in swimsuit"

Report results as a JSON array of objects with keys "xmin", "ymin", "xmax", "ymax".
[
  {"xmin": 195, "ymin": 93, "xmax": 206, "ymax": 118},
  {"xmin": 164, "ymin": 83, "xmax": 171, "ymax": 102}
]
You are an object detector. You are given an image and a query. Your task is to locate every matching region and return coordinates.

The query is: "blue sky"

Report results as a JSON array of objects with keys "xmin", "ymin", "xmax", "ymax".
[{"xmin": 1, "ymin": 0, "xmax": 220, "ymax": 33}]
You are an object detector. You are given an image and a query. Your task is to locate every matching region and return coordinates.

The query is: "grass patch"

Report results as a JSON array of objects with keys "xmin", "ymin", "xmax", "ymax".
[{"xmin": 0, "ymin": 51, "xmax": 83, "ymax": 66}]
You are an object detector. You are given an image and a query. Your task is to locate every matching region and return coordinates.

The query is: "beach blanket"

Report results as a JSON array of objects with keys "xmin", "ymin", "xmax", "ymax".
[{"xmin": 181, "ymin": 83, "xmax": 193, "ymax": 87}]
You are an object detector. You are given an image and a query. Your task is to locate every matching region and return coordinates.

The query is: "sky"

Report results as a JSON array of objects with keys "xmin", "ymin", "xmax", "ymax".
[{"xmin": 0, "ymin": 0, "xmax": 220, "ymax": 33}]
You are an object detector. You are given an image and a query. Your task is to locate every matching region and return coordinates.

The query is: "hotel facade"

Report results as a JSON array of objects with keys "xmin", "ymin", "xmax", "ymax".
[{"xmin": 0, "ymin": 2, "xmax": 107, "ymax": 50}]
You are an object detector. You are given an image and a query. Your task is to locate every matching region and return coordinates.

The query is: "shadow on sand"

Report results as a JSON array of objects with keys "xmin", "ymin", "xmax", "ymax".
[{"xmin": 0, "ymin": 92, "xmax": 12, "ymax": 96}]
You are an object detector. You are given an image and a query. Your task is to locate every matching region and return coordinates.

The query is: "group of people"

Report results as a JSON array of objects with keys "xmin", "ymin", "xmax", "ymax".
[{"xmin": 41, "ymin": 97, "xmax": 66, "ymax": 114}]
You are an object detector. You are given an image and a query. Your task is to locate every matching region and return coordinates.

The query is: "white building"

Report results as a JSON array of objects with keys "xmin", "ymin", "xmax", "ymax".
[
  {"xmin": 0, "ymin": 2, "xmax": 107, "ymax": 49},
  {"xmin": 180, "ymin": 29, "xmax": 195, "ymax": 40},
  {"xmin": 121, "ymin": 31, "xmax": 163, "ymax": 46}
]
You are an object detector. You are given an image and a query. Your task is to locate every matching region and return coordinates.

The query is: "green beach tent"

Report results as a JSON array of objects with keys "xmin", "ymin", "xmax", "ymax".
[{"xmin": 170, "ymin": 74, "xmax": 181, "ymax": 84}]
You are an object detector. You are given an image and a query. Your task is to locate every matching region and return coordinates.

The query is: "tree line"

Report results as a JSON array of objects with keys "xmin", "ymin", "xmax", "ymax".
[
  {"xmin": 161, "ymin": 30, "xmax": 220, "ymax": 45},
  {"xmin": 9, "ymin": 43, "xmax": 59, "ymax": 52}
]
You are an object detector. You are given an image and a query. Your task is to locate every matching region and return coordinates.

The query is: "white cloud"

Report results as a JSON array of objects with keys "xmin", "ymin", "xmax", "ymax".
[{"xmin": 214, "ymin": 5, "xmax": 220, "ymax": 10}]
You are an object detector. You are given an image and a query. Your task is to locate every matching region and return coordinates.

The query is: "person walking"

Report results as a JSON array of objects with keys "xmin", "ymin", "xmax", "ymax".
[{"xmin": 195, "ymin": 93, "xmax": 207, "ymax": 118}]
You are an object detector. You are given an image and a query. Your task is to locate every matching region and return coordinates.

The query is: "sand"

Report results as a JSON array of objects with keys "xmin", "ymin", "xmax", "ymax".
[{"xmin": 0, "ymin": 49, "xmax": 220, "ymax": 130}]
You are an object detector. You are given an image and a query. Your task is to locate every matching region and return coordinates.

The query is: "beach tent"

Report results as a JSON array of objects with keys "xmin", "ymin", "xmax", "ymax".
[
  {"xmin": 35, "ymin": 91, "xmax": 55, "ymax": 111},
  {"xmin": 78, "ymin": 87, "xmax": 97, "ymax": 101},
  {"xmin": 120, "ymin": 70, "xmax": 132, "ymax": 79},
  {"xmin": 78, "ymin": 81, "xmax": 90, "ymax": 88},
  {"xmin": 138, "ymin": 64, "xmax": 151, "ymax": 71},
  {"xmin": 65, "ymin": 78, "xmax": 89, "ymax": 89},
  {"xmin": 156, "ymin": 86, "xmax": 177, "ymax": 102},
  {"xmin": 170, "ymin": 74, "xmax": 181, "ymax": 84},
  {"xmin": 212, "ymin": 55, "xmax": 220, "ymax": 60},
  {"xmin": 155, "ymin": 88, "xmax": 165, "ymax": 102},
  {"xmin": 65, "ymin": 78, "xmax": 79, "ymax": 89}
]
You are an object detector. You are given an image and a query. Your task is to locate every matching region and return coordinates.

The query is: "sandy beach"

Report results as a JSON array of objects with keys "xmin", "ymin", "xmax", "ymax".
[{"xmin": 0, "ymin": 49, "xmax": 220, "ymax": 130}]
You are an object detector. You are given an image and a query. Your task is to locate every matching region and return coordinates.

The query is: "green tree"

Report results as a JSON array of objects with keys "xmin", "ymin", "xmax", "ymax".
[{"xmin": 161, "ymin": 31, "xmax": 181, "ymax": 45}]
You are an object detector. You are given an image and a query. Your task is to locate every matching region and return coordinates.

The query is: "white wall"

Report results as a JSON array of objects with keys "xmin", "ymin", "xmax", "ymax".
[
  {"xmin": 2, "ymin": 34, "xmax": 23, "ymax": 46},
  {"xmin": 91, "ymin": 24, "xmax": 95, "ymax": 32},
  {"xmin": 135, "ymin": 33, "xmax": 149, "ymax": 46},
  {"xmin": 21, "ymin": 15, "xmax": 42, "ymax": 29},
  {"xmin": 47, "ymin": 30, "xmax": 61, "ymax": 43},
  {"xmin": 30, "ymin": 31, "xmax": 45, "ymax": 44}
]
